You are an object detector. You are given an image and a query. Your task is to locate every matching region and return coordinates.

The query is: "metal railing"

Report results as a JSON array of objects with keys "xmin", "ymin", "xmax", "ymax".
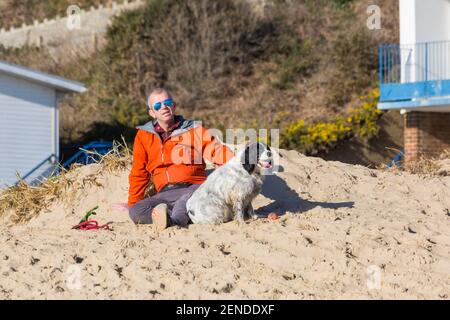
[
  {"xmin": 379, "ymin": 41, "xmax": 450, "ymax": 102},
  {"xmin": 380, "ymin": 41, "xmax": 450, "ymax": 84},
  {"xmin": 387, "ymin": 149, "xmax": 404, "ymax": 169},
  {"xmin": 20, "ymin": 154, "xmax": 56, "ymax": 182},
  {"xmin": 62, "ymin": 141, "xmax": 113, "ymax": 168}
]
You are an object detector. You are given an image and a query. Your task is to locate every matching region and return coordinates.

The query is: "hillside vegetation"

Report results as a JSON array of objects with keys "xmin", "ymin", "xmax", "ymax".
[{"xmin": 0, "ymin": 0, "xmax": 399, "ymax": 156}]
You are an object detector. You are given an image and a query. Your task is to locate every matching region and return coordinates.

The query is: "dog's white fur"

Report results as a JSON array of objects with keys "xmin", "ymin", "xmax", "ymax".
[{"xmin": 187, "ymin": 142, "xmax": 272, "ymax": 224}]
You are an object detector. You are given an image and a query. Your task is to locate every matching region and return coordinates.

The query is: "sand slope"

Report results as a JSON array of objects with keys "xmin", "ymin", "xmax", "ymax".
[{"xmin": 0, "ymin": 149, "xmax": 449, "ymax": 299}]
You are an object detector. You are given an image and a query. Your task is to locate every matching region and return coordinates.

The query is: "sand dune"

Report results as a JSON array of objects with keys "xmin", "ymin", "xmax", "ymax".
[{"xmin": 0, "ymin": 148, "xmax": 449, "ymax": 299}]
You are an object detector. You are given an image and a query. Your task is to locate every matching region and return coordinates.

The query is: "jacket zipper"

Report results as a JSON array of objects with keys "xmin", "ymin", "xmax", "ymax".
[
  {"xmin": 151, "ymin": 125, "xmax": 193, "ymax": 185},
  {"xmin": 160, "ymin": 138, "xmax": 170, "ymax": 183}
]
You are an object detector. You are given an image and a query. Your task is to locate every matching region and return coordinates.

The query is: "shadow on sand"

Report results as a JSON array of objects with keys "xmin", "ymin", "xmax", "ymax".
[{"xmin": 256, "ymin": 173, "xmax": 354, "ymax": 217}]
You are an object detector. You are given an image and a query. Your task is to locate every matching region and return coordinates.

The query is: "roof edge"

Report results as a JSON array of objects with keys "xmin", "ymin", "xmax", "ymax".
[{"xmin": 0, "ymin": 60, "xmax": 87, "ymax": 93}]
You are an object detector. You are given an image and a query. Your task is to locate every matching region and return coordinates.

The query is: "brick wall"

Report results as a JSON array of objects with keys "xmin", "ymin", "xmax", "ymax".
[{"xmin": 404, "ymin": 111, "xmax": 450, "ymax": 165}]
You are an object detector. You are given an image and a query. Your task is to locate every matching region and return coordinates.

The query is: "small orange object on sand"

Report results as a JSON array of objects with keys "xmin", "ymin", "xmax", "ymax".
[{"xmin": 268, "ymin": 213, "xmax": 278, "ymax": 220}]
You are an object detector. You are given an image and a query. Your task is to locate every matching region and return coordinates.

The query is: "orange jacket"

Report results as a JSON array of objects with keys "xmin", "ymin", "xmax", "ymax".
[{"xmin": 128, "ymin": 116, "xmax": 234, "ymax": 207}]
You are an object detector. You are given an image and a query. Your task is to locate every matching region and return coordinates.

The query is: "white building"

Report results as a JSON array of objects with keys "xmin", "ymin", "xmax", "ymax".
[
  {"xmin": 378, "ymin": 0, "xmax": 450, "ymax": 165},
  {"xmin": 0, "ymin": 60, "xmax": 86, "ymax": 187}
]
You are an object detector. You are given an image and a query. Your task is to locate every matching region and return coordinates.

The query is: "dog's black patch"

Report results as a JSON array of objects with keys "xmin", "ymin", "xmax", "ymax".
[
  {"xmin": 241, "ymin": 142, "xmax": 267, "ymax": 174},
  {"xmin": 242, "ymin": 163, "xmax": 256, "ymax": 174}
]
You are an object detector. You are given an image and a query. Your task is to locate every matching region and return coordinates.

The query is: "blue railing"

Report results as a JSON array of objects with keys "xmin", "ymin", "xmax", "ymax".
[
  {"xmin": 387, "ymin": 149, "xmax": 404, "ymax": 169},
  {"xmin": 62, "ymin": 141, "xmax": 113, "ymax": 169},
  {"xmin": 379, "ymin": 41, "xmax": 450, "ymax": 102}
]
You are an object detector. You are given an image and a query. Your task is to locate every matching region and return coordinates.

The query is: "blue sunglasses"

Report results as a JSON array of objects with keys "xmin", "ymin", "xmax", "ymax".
[{"xmin": 151, "ymin": 98, "xmax": 174, "ymax": 111}]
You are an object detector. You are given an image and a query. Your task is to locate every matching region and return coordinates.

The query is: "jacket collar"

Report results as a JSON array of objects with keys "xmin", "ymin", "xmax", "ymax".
[{"xmin": 137, "ymin": 115, "xmax": 200, "ymax": 137}]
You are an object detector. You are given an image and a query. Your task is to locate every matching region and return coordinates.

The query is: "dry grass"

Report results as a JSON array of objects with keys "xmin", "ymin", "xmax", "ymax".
[
  {"xmin": 406, "ymin": 149, "xmax": 450, "ymax": 176},
  {"xmin": 0, "ymin": 139, "xmax": 132, "ymax": 224},
  {"xmin": 0, "ymin": 171, "xmax": 69, "ymax": 224},
  {"xmin": 377, "ymin": 149, "xmax": 450, "ymax": 177},
  {"xmin": 79, "ymin": 138, "xmax": 132, "ymax": 173}
]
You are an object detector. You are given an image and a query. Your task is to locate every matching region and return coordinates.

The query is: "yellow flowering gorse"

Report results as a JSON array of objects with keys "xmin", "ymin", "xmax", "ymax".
[{"xmin": 281, "ymin": 88, "xmax": 381, "ymax": 154}]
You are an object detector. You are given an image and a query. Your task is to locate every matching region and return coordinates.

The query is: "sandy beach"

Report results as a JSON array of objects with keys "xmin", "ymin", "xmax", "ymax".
[{"xmin": 0, "ymin": 148, "xmax": 449, "ymax": 299}]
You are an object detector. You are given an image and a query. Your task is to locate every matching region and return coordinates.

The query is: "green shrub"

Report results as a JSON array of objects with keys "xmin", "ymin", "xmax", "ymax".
[
  {"xmin": 330, "ymin": 0, "xmax": 355, "ymax": 8},
  {"xmin": 103, "ymin": 0, "xmax": 277, "ymax": 127},
  {"xmin": 270, "ymin": 38, "xmax": 318, "ymax": 90},
  {"xmin": 326, "ymin": 29, "xmax": 378, "ymax": 108}
]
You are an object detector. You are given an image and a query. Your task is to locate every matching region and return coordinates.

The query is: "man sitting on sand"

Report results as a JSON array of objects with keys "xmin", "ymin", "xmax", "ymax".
[{"xmin": 128, "ymin": 88, "xmax": 234, "ymax": 230}]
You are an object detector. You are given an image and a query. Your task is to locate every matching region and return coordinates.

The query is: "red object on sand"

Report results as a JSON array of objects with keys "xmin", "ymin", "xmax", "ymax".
[
  {"xmin": 72, "ymin": 219, "xmax": 112, "ymax": 231},
  {"xmin": 268, "ymin": 213, "xmax": 278, "ymax": 220}
]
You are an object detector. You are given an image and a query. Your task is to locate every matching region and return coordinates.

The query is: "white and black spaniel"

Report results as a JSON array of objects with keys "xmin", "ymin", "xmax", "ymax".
[{"xmin": 187, "ymin": 142, "xmax": 273, "ymax": 224}]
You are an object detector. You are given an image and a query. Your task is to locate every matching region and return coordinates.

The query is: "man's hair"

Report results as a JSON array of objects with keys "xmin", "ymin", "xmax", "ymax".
[{"xmin": 146, "ymin": 87, "xmax": 173, "ymax": 108}]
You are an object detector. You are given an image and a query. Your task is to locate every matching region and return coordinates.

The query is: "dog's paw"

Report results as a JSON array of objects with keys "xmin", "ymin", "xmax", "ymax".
[{"xmin": 236, "ymin": 217, "xmax": 245, "ymax": 225}]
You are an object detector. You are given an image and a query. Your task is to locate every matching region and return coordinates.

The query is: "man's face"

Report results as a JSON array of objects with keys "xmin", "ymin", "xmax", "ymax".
[{"xmin": 148, "ymin": 92, "xmax": 176, "ymax": 123}]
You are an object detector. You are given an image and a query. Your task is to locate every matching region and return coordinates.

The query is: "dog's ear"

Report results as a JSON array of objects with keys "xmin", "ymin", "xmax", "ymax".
[
  {"xmin": 258, "ymin": 142, "xmax": 267, "ymax": 156},
  {"xmin": 260, "ymin": 142, "xmax": 272, "ymax": 157},
  {"xmin": 241, "ymin": 144, "xmax": 256, "ymax": 174},
  {"xmin": 242, "ymin": 163, "xmax": 256, "ymax": 174}
]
